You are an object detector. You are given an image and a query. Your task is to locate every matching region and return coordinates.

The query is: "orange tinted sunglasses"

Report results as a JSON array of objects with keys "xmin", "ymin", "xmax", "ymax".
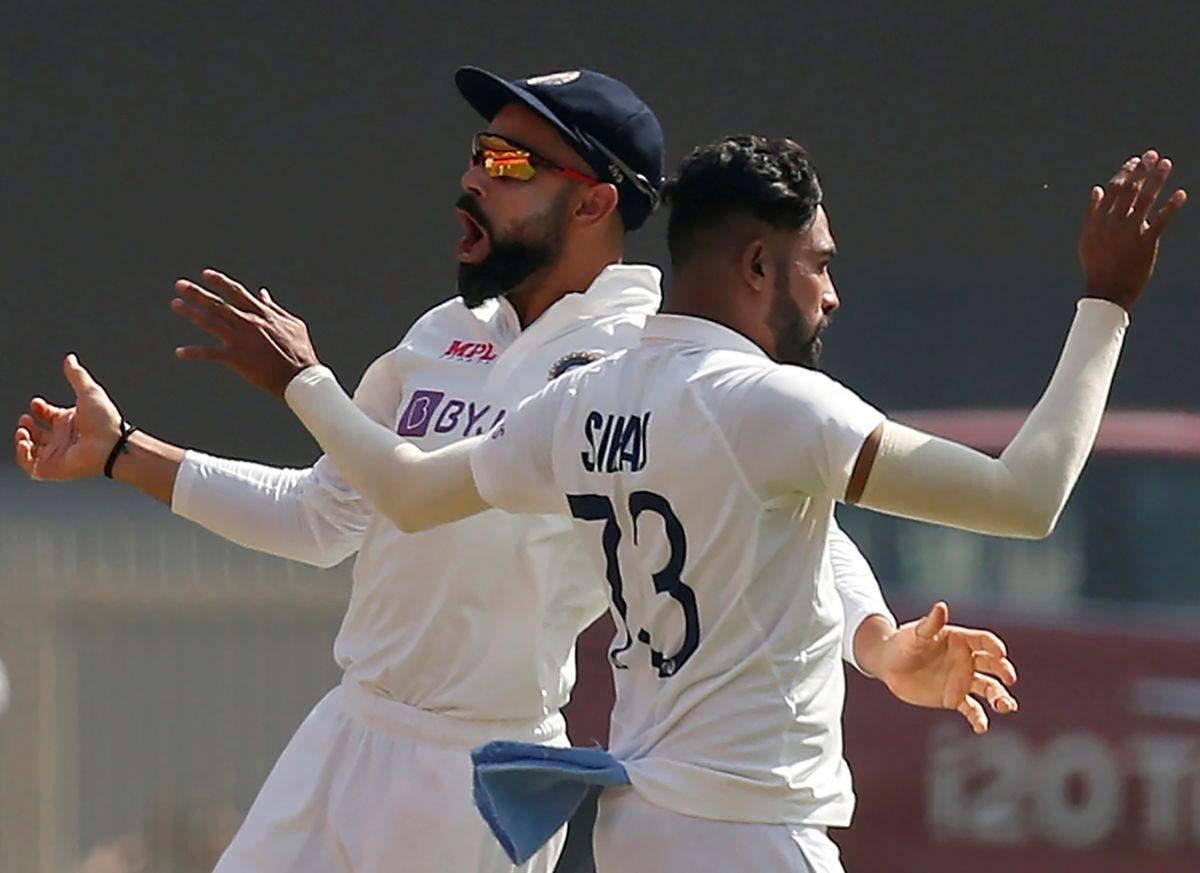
[{"xmin": 471, "ymin": 132, "xmax": 600, "ymax": 186}]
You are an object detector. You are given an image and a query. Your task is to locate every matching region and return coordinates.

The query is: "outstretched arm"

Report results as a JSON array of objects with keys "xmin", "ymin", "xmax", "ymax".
[
  {"xmin": 169, "ymin": 270, "xmax": 491, "ymax": 533},
  {"xmin": 284, "ymin": 366, "xmax": 488, "ymax": 532},
  {"xmin": 828, "ymin": 525, "xmax": 1016, "ymax": 733},
  {"xmin": 846, "ymin": 151, "xmax": 1186, "ymax": 538},
  {"xmin": 14, "ymin": 354, "xmax": 370, "ymax": 566}
]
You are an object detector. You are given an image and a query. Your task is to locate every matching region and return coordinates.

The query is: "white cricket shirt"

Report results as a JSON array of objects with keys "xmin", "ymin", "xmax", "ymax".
[
  {"xmin": 471, "ymin": 313, "xmax": 885, "ymax": 825},
  {"xmin": 173, "ymin": 265, "xmax": 661, "ymax": 722}
]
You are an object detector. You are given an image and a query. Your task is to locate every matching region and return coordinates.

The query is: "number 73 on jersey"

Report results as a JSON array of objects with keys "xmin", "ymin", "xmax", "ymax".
[{"xmin": 567, "ymin": 491, "xmax": 700, "ymax": 678}]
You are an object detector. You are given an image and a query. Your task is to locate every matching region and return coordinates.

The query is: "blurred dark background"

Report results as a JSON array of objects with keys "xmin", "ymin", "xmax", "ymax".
[
  {"xmin": 4, "ymin": 4, "xmax": 1200, "ymax": 870},
  {"xmin": 4, "ymin": 1, "xmax": 1197, "ymax": 469}
]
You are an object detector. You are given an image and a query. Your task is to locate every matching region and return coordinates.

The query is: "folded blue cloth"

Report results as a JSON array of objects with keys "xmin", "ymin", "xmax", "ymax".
[{"xmin": 471, "ymin": 740, "xmax": 630, "ymax": 864}]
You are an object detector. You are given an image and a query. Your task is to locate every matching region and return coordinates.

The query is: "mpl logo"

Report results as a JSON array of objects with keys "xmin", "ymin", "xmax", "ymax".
[
  {"xmin": 443, "ymin": 340, "xmax": 497, "ymax": 363},
  {"xmin": 397, "ymin": 389, "xmax": 506, "ymax": 439}
]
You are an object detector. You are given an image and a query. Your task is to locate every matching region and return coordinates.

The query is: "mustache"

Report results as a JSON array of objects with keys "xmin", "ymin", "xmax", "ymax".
[{"xmin": 455, "ymin": 194, "xmax": 495, "ymax": 239}]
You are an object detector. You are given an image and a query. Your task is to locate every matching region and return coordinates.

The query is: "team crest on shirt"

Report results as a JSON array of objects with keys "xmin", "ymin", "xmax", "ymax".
[{"xmin": 548, "ymin": 351, "xmax": 602, "ymax": 381}]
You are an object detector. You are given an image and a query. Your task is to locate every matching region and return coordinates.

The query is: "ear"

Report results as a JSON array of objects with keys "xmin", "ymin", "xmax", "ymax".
[
  {"xmin": 573, "ymin": 182, "xmax": 620, "ymax": 229},
  {"xmin": 739, "ymin": 239, "xmax": 770, "ymax": 293}
]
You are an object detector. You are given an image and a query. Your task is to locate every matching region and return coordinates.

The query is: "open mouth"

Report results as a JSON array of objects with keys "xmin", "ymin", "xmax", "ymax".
[{"xmin": 456, "ymin": 208, "xmax": 492, "ymax": 264}]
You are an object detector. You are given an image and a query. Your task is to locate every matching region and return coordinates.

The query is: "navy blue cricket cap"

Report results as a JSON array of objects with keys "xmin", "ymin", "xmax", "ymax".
[{"xmin": 455, "ymin": 66, "xmax": 664, "ymax": 231}]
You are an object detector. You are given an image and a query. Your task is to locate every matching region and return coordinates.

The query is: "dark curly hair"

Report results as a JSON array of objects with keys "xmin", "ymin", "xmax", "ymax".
[{"xmin": 663, "ymin": 135, "xmax": 823, "ymax": 267}]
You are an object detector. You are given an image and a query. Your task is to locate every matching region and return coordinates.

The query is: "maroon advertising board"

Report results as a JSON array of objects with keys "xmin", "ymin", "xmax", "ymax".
[
  {"xmin": 566, "ymin": 614, "xmax": 1200, "ymax": 871},
  {"xmin": 841, "ymin": 616, "xmax": 1200, "ymax": 871}
]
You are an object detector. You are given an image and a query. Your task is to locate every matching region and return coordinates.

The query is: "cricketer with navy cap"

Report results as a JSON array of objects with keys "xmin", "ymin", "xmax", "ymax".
[
  {"xmin": 18, "ymin": 65, "xmax": 671, "ymax": 873},
  {"xmin": 16, "ymin": 68, "xmax": 1010, "ymax": 872}
]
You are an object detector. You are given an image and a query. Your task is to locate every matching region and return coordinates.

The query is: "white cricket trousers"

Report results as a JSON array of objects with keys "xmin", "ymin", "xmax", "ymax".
[
  {"xmin": 593, "ymin": 788, "xmax": 844, "ymax": 873},
  {"xmin": 214, "ymin": 675, "xmax": 569, "ymax": 873}
]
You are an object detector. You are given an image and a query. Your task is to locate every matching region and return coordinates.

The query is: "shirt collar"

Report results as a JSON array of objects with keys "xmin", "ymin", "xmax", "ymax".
[
  {"xmin": 466, "ymin": 262, "xmax": 662, "ymax": 330},
  {"xmin": 540, "ymin": 263, "xmax": 663, "ymax": 325},
  {"xmin": 642, "ymin": 313, "xmax": 770, "ymax": 359}
]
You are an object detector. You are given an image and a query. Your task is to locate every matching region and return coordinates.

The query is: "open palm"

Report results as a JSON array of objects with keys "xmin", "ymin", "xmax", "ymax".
[
  {"xmin": 876, "ymin": 602, "xmax": 1018, "ymax": 734},
  {"xmin": 14, "ymin": 355, "xmax": 122, "ymax": 481}
]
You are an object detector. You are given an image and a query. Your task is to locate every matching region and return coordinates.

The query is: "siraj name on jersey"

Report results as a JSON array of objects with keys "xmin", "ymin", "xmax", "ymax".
[{"xmin": 581, "ymin": 411, "xmax": 651, "ymax": 473}]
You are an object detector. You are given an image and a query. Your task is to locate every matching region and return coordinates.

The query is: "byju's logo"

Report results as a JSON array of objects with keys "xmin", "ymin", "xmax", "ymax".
[
  {"xmin": 396, "ymin": 390, "xmax": 445, "ymax": 437},
  {"xmin": 396, "ymin": 389, "xmax": 505, "ymax": 439},
  {"xmin": 443, "ymin": 340, "xmax": 497, "ymax": 363}
]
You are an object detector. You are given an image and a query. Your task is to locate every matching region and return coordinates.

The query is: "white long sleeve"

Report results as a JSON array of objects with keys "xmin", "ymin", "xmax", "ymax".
[
  {"xmin": 859, "ymin": 299, "xmax": 1128, "ymax": 538},
  {"xmin": 172, "ymin": 451, "xmax": 370, "ymax": 568},
  {"xmin": 170, "ymin": 347, "xmax": 411, "ymax": 567},
  {"xmin": 284, "ymin": 366, "xmax": 489, "ymax": 534},
  {"xmin": 828, "ymin": 520, "xmax": 896, "ymax": 675}
]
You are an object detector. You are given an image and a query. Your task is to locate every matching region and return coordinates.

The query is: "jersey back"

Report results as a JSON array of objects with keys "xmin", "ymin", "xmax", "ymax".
[{"xmin": 473, "ymin": 315, "xmax": 885, "ymax": 825}]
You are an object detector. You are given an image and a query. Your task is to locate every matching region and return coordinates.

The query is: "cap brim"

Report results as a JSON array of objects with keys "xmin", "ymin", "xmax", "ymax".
[{"xmin": 455, "ymin": 66, "xmax": 591, "ymax": 160}]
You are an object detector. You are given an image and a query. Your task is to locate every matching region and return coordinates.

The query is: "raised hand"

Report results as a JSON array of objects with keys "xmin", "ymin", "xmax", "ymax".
[
  {"xmin": 1079, "ymin": 149, "xmax": 1187, "ymax": 310},
  {"xmin": 172, "ymin": 269, "xmax": 320, "ymax": 398},
  {"xmin": 871, "ymin": 601, "xmax": 1018, "ymax": 734},
  {"xmin": 14, "ymin": 355, "xmax": 123, "ymax": 481}
]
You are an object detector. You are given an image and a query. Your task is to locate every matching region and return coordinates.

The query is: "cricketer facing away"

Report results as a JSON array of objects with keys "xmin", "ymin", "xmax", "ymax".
[
  {"xmin": 128, "ymin": 139, "xmax": 1182, "ymax": 870},
  {"xmin": 12, "ymin": 71, "xmax": 1019, "ymax": 872}
]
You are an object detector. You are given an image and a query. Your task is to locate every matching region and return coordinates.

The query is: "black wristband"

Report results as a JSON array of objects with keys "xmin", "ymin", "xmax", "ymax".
[{"xmin": 103, "ymin": 422, "xmax": 140, "ymax": 479}]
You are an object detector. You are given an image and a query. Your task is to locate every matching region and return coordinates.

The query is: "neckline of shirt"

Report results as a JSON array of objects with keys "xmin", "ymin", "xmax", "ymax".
[
  {"xmin": 465, "ymin": 263, "xmax": 663, "ymax": 334},
  {"xmin": 643, "ymin": 313, "xmax": 769, "ymax": 360}
]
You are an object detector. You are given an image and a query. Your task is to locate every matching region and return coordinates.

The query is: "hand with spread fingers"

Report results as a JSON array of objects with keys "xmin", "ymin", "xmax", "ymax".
[
  {"xmin": 172, "ymin": 269, "xmax": 321, "ymax": 398},
  {"xmin": 1079, "ymin": 149, "xmax": 1187, "ymax": 311},
  {"xmin": 14, "ymin": 355, "xmax": 124, "ymax": 481},
  {"xmin": 859, "ymin": 602, "xmax": 1018, "ymax": 735}
]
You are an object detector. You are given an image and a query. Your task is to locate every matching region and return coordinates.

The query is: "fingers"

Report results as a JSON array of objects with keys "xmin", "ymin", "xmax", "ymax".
[
  {"xmin": 171, "ymin": 295, "xmax": 235, "ymax": 340},
  {"xmin": 956, "ymin": 695, "xmax": 989, "ymax": 735},
  {"xmin": 1150, "ymin": 188, "xmax": 1188, "ymax": 240},
  {"xmin": 173, "ymin": 279, "xmax": 248, "ymax": 328},
  {"xmin": 200, "ymin": 269, "xmax": 265, "ymax": 314},
  {"xmin": 14, "ymin": 428, "xmax": 38, "ymax": 478},
  {"xmin": 15, "ymin": 425, "xmax": 37, "ymax": 448},
  {"xmin": 173, "ymin": 344, "xmax": 232, "ymax": 363},
  {"xmin": 960, "ymin": 633, "xmax": 1008, "ymax": 657},
  {"xmin": 958, "ymin": 627, "xmax": 1008, "ymax": 660},
  {"xmin": 25, "ymin": 401, "xmax": 54, "ymax": 431},
  {"xmin": 915, "ymin": 601, "xmax": 949, "ymax": 641},
  {"xmin": 973, "ymin": 651, "xmax": 1018, "ymax": 686},
  {"xmin": 31, "ymin": 396, "xmax": 69, "ymax": 423},
  {"xmin": 971, "ymin": 673, "xmax": 1019, "ymax": 714},
  {"xmin": 258, "ymin": 287, "xmax": 286, "ymax": 314},
  {"xmin": 62, "ymin": 353, "xmax": 100, "ymax": 396},
  {"xmin": 1103, "ymin": 155, "xmax": 1142, "ymax": 216},
  {"xmin": 1108, "ymin": 151, "xmax": 1157, "ymax": 217},
  {"xmin": 1131, "ymin": 156, "xmax": 1173, "ymax": 224},
  {"xmin": 257, "ymin": 286, "xmax": 285, "ymax": 315},
  {"xmin": 17, "ymin": 414, "xmax": 50, "ymax": 445}
]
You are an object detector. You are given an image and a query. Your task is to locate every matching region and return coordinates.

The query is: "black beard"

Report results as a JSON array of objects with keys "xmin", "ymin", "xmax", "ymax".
[
  {"xmin": 767, "ymin": 267, "xmax": 827, "ymax": 368},
  {"xmin": 777, "ymin": 318, "xmax": 825, "ymax": 368},
  {"xmin": 455, "ymin": 192, "xmax": 569, "ymax": 308}
]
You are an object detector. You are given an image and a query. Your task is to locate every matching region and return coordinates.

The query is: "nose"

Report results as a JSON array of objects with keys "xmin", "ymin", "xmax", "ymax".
[
  {"xmin": 461, "ymin": 162, "xmax": 488, "ymax": 197},
  {"xmin": 822, "ymin": 282, "xmax": 840, "ymax": 315}
]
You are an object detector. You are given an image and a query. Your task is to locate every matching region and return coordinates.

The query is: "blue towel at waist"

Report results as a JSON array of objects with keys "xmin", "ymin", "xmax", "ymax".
[{"xmin": 471, "ymin": 741, "xmax": 630, "ymax": 864}]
